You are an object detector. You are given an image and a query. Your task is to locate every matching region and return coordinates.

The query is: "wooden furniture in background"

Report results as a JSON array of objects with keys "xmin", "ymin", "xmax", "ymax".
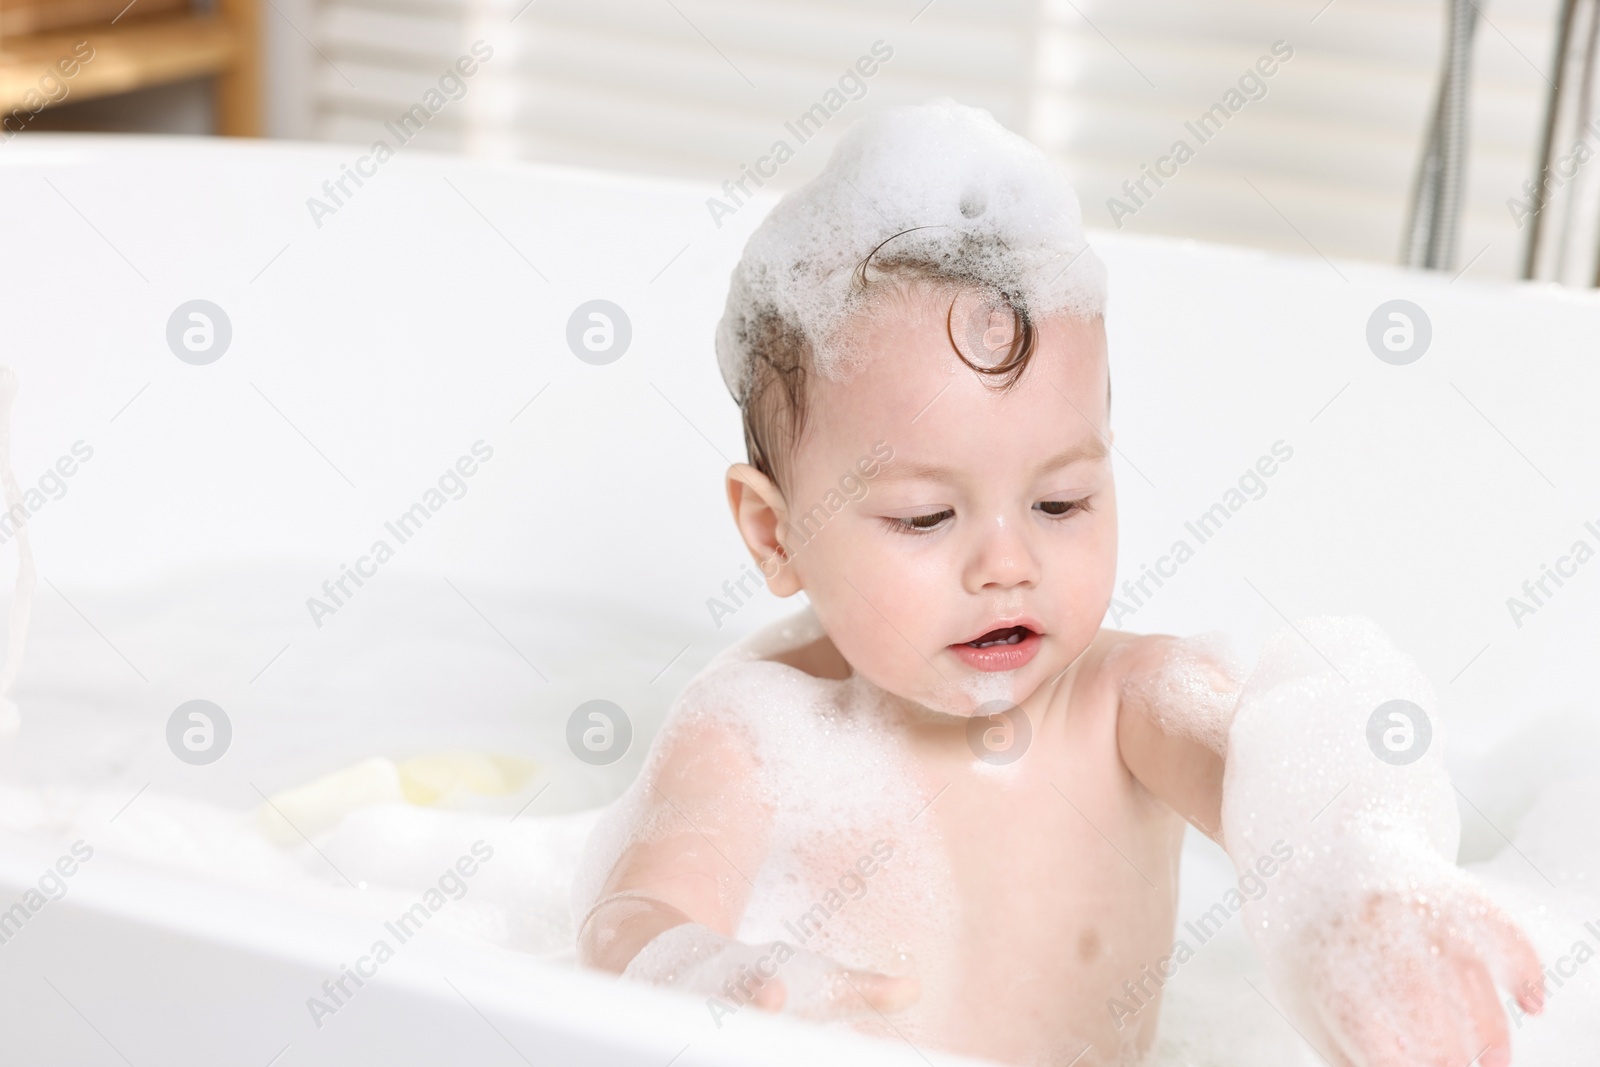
[
  {"xmin": 0, "ymin": 0, "xmax": 192, "ymax": 36},
  {"xmin": 0, "ymin": 0, "xmax": 260, "ymax": 135}
]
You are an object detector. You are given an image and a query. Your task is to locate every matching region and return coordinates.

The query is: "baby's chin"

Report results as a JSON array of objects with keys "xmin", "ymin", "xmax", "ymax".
[
  {"xmin": 912, "ymin": 651, "xmax": 1078, "ymax": 719},
  {"xmin": 893, "ymin": 667, "xmax": 1039, "ymax": 719},
  {"xmin": 951, "ymin": 669, "xmax": 1022, "ymax": 714}
]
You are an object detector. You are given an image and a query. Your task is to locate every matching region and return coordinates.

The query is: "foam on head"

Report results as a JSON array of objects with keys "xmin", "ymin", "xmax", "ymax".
[{"xmin": 714, "ymin": 98, "xmax": 1107, "ymax": 403}]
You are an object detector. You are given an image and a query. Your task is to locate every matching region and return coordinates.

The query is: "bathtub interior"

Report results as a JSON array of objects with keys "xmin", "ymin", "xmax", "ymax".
[{"xmin": 0, "ymin": 135, "xmax": 1596, "ymax": 1065}]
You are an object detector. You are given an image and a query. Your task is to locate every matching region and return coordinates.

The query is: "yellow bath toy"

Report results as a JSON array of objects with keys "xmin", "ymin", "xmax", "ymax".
[{"xmin": 255, "ymin": 751, "xmax": 540, "ymax": 845}]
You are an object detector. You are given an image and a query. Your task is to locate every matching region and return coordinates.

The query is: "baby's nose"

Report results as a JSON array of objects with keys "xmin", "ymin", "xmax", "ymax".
[{"xmin": 966, "ymin": 517, "xmax": 1040, "ymax": 591}]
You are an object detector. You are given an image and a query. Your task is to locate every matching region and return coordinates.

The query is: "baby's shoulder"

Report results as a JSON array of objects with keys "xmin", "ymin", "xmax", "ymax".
[
  {"xmin": 674, "ymin": 651, "xmax": 842, "ymax": 730},
  {"xmin": 1049, "ymin": 629, "xmax": 1188, "ymax": 723},
  {"xmin": 683, "ymin": 605, "xmax": 842, "ymax": 702},
  {"xmin": 659, "ymin": 607, "xmax": 843, "ymax": 741},
  {"xmin": 1071, "ymin": 628, "xmax": 1166, "ymax": 690}
]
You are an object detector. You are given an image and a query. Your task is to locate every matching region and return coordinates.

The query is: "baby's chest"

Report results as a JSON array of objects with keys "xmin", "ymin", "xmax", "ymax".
[{"xmin": 939, "ymin": 768, "xmax": 1163, "ymax": 918}]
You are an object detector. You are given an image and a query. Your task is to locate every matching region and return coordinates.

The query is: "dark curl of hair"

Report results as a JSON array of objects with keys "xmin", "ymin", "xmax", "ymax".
[{"xmin": 740, "ymin": 226, "xmax": 1037, "ymax": 495}]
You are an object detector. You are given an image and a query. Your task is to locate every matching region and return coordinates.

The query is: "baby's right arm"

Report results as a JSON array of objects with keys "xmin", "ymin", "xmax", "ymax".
[
  {"xmin": 575, "ymin": 697, "xmax": 918, "ymax": 1019},
  {"xmin": 577, "ymin": 711, "xmax": 768, "ymax": 971}
]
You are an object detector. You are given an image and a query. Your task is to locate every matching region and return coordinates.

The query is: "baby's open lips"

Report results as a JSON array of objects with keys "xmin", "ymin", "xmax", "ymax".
[
  {"xmin": 948, "ymin": 622, "xmax": 1044, "ymax": 672},
  {"xmin": 954, "ymin": 623, "xmax": 1041, "ymax": 649}
]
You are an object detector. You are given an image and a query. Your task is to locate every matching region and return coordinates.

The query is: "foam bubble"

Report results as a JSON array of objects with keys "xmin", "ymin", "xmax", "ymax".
[
  {"xmin": 1123, "ymin": 633, "xmax": 1244, "ymax": 756},
  {"xmin": 961, "ymin": 669, "xmax": 1015, "ymax": 711},
  {"xmin": 714, "ymin": 98, "xmax": 1107, "ymax": 401},
  {"xmin": 622, "ymin": 920, "xmax": 883, "ymax": 1021},
  {"xmin": 1219, "ymin": 616, "xmax": 1526, "ymax": 1063}
]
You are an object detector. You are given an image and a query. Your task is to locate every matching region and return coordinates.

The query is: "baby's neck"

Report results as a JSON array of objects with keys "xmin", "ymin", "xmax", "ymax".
[{"xmin": 766, "ymin": 632, "xmax": 853, "ymax": 680}]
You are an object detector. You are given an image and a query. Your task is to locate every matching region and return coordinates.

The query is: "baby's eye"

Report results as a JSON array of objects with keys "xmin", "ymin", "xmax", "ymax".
[
  {"xmin": 885, "ymin": 509, "xmax": 954, "ymax": 534},
  {"xmin": 1035, "ymin": 498, "xmax": 1087, "ymax": 518}
]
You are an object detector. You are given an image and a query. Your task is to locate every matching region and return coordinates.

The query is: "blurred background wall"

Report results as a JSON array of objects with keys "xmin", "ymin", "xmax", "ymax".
[{"xmin": 1, "ymin": 0, "xmax": 1569, "ymax": 279}]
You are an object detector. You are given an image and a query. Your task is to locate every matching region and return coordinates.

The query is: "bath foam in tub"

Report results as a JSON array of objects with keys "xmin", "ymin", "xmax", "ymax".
[
  {"xmin": 0, "ymin": 601, "xmax": 1592, "ymax": 1060},
  {"xmin": 714, "ymin": 98, "xmax": 1107, "ymax": 402}
]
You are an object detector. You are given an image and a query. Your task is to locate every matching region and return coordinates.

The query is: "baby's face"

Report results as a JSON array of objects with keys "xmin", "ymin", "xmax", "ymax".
[{"xmin": 774, "ymin": 287, "xmax": 1116, "ymax": 716}]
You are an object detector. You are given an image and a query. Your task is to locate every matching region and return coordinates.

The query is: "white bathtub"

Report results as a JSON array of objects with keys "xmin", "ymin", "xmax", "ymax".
[{"xmin": 0, "ymin": 134, "xmax": 1596, "ymax": 1066}]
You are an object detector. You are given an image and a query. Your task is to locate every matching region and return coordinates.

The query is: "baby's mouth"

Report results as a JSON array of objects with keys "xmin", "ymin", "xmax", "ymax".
[
  {"xmin": 949, "ymin": 623, "xmax": 1043, "ymax": 672},
  {"xmin": 962, "ymin": 625, "xmax": 1034, "ymax": 649}
]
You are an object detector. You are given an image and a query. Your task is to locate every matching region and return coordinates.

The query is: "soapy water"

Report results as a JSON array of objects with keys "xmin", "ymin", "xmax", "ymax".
[
  {"xmin": 0, "ymin": 567, "xmax": 1593, "ymax": 1062},
  {"xmin": 714, "ymin": 99, "xmax": 1108, "ymax": 404}
]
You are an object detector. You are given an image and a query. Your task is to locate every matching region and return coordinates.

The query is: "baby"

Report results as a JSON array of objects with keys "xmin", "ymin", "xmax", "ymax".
[{"xmin": 573, "ymin": 101, "xmax": 1546, "ymax": 1066}]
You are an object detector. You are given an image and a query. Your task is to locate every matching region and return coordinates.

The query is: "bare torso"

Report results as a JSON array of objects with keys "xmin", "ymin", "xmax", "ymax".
[{"xmin": 762, "ymin": 612, "xmax": 1184, "ymax": 1064}]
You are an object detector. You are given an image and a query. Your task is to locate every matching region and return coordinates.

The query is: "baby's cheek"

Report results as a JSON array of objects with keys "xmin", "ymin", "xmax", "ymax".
[
  {"xmin": 1058, "ymin": 522, "xmax": 1117, "ymax": 622},
  {"xmin": 809, "ymin": 557, "xmax": 941, "ymax": 691}
]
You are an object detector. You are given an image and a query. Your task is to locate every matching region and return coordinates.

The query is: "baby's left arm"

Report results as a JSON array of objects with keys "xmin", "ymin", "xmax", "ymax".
[
  {"xmin": 1108, "ymin": 633, "xmax": 1235, "ymax": 843},
  {"xmin": 1109, "ymin": 626, "xmax": 1547, "ymax": 1067}
]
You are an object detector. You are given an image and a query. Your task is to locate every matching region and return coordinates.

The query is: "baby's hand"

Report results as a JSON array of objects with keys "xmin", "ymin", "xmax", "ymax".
[
  {"xmin": 623, "ymin": 921, "xmax": 920, "ymax": 1022},
  {"xmin": 1296, "ymin": 870, "xmax": 1545, "ymax": 1067}
]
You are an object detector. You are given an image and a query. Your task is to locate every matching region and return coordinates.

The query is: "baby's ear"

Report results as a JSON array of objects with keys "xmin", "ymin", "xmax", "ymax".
[{"xmin": 725, "ymin": 464, "xmax": 802, "ymax": 597}]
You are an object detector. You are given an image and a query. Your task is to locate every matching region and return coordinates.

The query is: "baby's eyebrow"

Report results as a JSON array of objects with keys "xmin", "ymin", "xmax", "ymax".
[
  {"xmin": 876, "ymin": 437, "xmax": 1110, "ymax": 483},
  {"xmin": 1035, "ymin": 437, "xmax": 1111, "ymax": 473}
]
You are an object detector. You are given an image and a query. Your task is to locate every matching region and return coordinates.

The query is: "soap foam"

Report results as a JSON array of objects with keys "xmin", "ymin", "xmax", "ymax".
[
  {"xmin": 1123, "ymin": 633, "xmax": 1245, "ymax": 757},
  {"xmin": 714, "ymin": 98, "xmax": 1107, "ymax": 403},
  {"xmin": 622, "ymin": 920, "xmax": 881, "ymax": 1021},
  {"xmin": 0, "ymin": 598, "xmax": 1594, "ymax": 1062},
  {"xmin": 571, "ymin": 604, "xmax": 957, "ymax": 1043},
  {"xmin": 1220, "ymin": 617, "xmax": 1517, "ymax": 1063},
  {"xmin": 961, "ymin": 669, "xmax": 1016, "ymax": 712}
]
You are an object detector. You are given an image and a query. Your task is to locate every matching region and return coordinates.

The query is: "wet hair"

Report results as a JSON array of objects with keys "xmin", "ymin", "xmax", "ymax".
[{"xmin": 741, "ymin": 227, "xmax": 1039, "ymax": 496}]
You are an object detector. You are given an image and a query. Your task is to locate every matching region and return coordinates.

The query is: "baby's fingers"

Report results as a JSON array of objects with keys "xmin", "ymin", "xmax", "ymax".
[
  {"xmin": 839, "ymin": 969, "xmax": 920, "ymax": 1015},
  {"xmin": 749, "ymin": 975, "xmax": 787, "ymax": 1013},
  {"xmin": 1478, "ymin": 907, "xmax": 1546, "ymax": 1015},
  {"xmin": 788, "ymin": 968, "xmax": 919, "ymax": 1021}
]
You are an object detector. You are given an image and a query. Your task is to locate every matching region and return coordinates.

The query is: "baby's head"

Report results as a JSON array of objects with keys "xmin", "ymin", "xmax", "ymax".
[{"xmin": 716, "ymin": 100, "xmax": 1114, "ymax": 717}]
